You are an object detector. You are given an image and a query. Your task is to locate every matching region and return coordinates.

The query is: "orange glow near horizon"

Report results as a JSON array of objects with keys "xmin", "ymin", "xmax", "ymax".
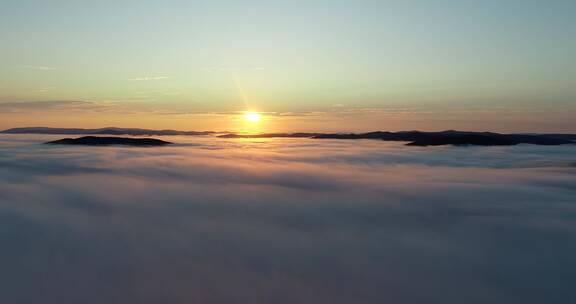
[
  {"xmin": 2, "ymin": 107, "xmax": 576, "ymax": 134},
  {"xmin": 239, "ymin": 111, "xmax": 264, "ymax": 134}
]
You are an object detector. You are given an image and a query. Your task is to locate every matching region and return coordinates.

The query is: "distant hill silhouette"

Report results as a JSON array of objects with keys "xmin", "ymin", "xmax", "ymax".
[
  {"xmin": 405, "ymin": 133, "xmax": 570, "ymax": 146},
  {"xmin": 220, "ymin": 130, "xmax": 576, "ymax": 146},
  {"xmin": 5, "ymin": 126, "xmax": 576, "ymax": 147},
  {"xmin": 314, "ymin": 131, "xmax": 574, "ymax": 146},
  {"xmin": 46, "ymin": 136, "xmax": 173, "ymax": 146},
  {"xmin": 2, "ymin": 127, "xmax": 212, "ymax": 136}
]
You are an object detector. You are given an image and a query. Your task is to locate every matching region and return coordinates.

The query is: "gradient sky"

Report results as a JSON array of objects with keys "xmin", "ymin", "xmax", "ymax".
[{"xmin": 1, "ymin": 0, "xmax": 575, "ymax": 132}]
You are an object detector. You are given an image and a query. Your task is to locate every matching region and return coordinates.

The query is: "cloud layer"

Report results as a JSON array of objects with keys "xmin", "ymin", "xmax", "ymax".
[{"xmin": 1, "ymin": 135, "xmax": 575, "ymax": 304}]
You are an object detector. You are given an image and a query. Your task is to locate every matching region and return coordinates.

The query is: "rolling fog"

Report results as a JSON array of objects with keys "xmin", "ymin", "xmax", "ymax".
[{"xmin": 1, "ymin": 135, "xmax": 575, "ymax": 303}]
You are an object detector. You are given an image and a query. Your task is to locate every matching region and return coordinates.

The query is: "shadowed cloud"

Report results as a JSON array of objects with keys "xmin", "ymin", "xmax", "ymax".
[{"xmin": 0, "ymin": 135, "xmax": 575, "ymax": 304}]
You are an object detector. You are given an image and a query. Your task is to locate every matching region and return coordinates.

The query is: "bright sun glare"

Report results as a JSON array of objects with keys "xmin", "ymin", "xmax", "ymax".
[{"xmin": 244, "ymin": 112, "xmax": 262, "ymax": 123}]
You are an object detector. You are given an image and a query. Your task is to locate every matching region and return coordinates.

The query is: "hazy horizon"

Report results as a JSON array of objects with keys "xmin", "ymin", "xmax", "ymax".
[{"xmin": 2, "ymin": 123, "xmax": 576, "ymax": 134}]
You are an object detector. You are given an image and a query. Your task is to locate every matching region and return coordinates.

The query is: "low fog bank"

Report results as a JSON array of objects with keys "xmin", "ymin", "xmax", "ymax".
[{"xmin": 1, "ymin": 135, "xmax": 575, "ymax": 304}]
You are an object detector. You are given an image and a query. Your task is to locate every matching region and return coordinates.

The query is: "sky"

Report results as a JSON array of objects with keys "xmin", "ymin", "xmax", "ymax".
[
  {"xmin": 1, "ymin": 135, "xmax": 576, "ymax": 303},
  {"xmin": 1, "ymin": 0, "xmax": 576, "ymax": 132}
]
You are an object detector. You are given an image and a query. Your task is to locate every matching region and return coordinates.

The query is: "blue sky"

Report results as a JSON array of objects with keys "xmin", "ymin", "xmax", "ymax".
[{"xmin": 1, "ymin": 0, "xmax": 575, "ymax": 131}]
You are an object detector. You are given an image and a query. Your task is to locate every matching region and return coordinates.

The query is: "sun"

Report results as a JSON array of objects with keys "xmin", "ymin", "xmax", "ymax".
[{"xmin": 244, "ymin": 112, "xmax": 262, "ymax": 123}]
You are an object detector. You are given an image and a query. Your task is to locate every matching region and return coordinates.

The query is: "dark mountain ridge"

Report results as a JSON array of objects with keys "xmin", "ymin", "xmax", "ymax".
[
  {"xmin": 46, "ymin": 136, "xmax": 173, "ymax": 146},
  {"xmin": 219, "ymin": 130, "xmax": 576, "ymax": 146},
  {"xmin": 315, "ymin": 130, "xmax": 575, "ymax": 146},
  {"xmin": 4, "ymin": 127, "xmax": 576, "ymax": 146}
]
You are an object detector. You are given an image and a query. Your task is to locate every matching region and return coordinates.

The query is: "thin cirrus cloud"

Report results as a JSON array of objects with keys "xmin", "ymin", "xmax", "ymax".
[
  {"xmin": 0, "ymin": 100, "xmax": 93, "ymax": 112},
  {"xmin": 0, "ymin": 100, "xmax": 118, "ymax": 114},
  {"xmin": 0, "ymin": 135, "xmax": 575, "ymax": 303},
  {"xmin": 21, "ymin": 65, "xmax": 58, "ymax": 71},
  {"xmin": 0, "ymin": 100, "xmax": 321, "ymax": 117},
  {"xmin": 128, "ymin": 76, "xmax": 170, "ymax": 81}
]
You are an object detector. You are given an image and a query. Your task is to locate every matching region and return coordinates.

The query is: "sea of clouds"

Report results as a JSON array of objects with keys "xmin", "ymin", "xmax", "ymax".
[{"xmin": 1, "ymin": 134, "xmax": 575, "ymax": 304}]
